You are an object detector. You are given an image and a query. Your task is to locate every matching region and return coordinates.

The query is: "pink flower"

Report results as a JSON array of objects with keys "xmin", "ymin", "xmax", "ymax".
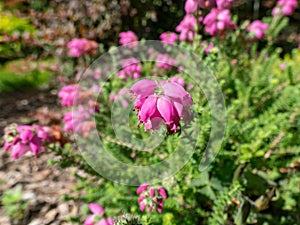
[
  {"xmin": 203, "ymin": 8, "xmax": 235, "ymax": 37},
  {"xmin": 3, "ymin": 125, "xmax": 51, "ymax": 160},
  {"xmin": 136, "ymin": 184, "xmax": 168, "ymax": 214},
  {"xmin": 156, "ymin": 54, "xmax": 178, "ymax": 71},
  {"xmin": 58, "ymin": 84, "xmax": 79, "ymax": 107},
  {"xmin": 247, "ymin": 20, "xmax": 269, "ymax": 40},
  {"xmin": 160, "ymin": 32, "xmax": 178, "ymax": 44},
  {"xmin": 89, "ymin": 203, "xmax": 105, "ymax": 215},
  {"xmin": 97, "ymin": 218, "xmax": 114, "ymax": 225},
  {"xmin": 158, "ymin": 187, "xmax": 168, "ymax": 199},
  {"xmin": 118, "ymin": 58, "xmax": 142, "ymax": 80},
  {"xmin": 170, "ymin": 77, "xmax": 185, "ymax": 87},
  {"xmin": 176, "ymin": 14, "xmax": 197, "ymax": 42},
  {"xmin": 140, "ymin": 203, "xmax": 146, "ymax": 212},
  {"xmin": 130, "ymin": 79, "xmax": 193, "ymax": 133},
  {"xmin": 84, "ymin": 203, "xmax": 107, "ymax": 225},
  {"xmin": 201, "ymin": 41, "xmax": 214, "ymax": 54},
  {"xmin": 67, "ymin": 38, "xmax": 98, "ymax": 57},
  {"xmin": 137, "ymin": 184, "xmax": 149, "ymax": 194},
  {"xmin": 63, "ymin": 102, "xmax": 98, "ymax": 137},
  {"xmin": 216, "ymin": 0, "xmax": 233, "ymax": 9},
  {"xmin": 119, "ymin": 31, "xmax": 138, "ymax": 46},
  {"xmin": 149, "ymin": 188, "xmax": 155, "ymax": 197},
  {"xmin": 185, "ymin": 0, "xmax": 198, "ymax": 13},
  {"xmin": 63, "ymin": 105, "xmax": 94, "ymax": 134},
  {"xmin": 67, "ymin": 38, "xmax": 88, "ymax": 57},
  {"xmin": 272, "ymin": 0, "xmax": 298, "ymax": 16},
  {"xmin": 280, "ymin": 63, "xmax": 286, "ymax": 70}
]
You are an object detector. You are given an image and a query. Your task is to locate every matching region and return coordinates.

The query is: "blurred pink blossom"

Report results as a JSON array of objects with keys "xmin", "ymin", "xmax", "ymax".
[
  {"xmin": 63, "ymin": 102, "xmax": 98, "ymax": 137},
  {"xmin": 119, "ymin": 31, "xmax": 138, "ymax": 46},
  {"xmin": 203, "ymin": 8, "xmax": 235, "ymax": 36},
  {"xmin": 84, "ymin": 203, "xmax": 113, "ymax": 225},
  {"xmin": 58, "ymin": 84, "xmax": 79, "ymax": 107},
  {"xmin": 156, "ymin": 54, "xmax": 178, "ymax": 71},
  {"xmin": 247, "ymin": 20, "xmax": 269, "ymax": 40},
  {"xmin": 170, "ymin": 76, "xmax": 185, "ymax": 87},
  {"xmin": 201, "ymin": 41, "xmax": 215, "ymax": 53},
  {"xmin": 176, "ymin": 14, "xmax": 197, "ymax": 42},
  {"xmin": 160, "ymin": 32, "xmax": 178, "ymax": 44},
  {"xmin": 280, "ymin": 63, "xmax": 286, "ymax": 70},
  {"xmin": 272, "ymin": 0, "xmax": 298, "ymax": 16},
  {"xmin": 67, "ymin": 38, "xmax": 98, "ymax": 57},
  {"xmin": 185, "ymin": 0, "xmax": 198, "ymax": 13},
  {"xmin": 97, "ymin": 218, "xmax": 114, "ymax": 225},
  {"xmin": 118, "ymin": 58, "xmax": 142, "ymax": 80}
]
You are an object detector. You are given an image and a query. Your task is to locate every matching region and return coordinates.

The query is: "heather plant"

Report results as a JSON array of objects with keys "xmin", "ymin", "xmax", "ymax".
[{"xmin": 2, "ymin": 0, "xmax": 300, "ymax": 224}]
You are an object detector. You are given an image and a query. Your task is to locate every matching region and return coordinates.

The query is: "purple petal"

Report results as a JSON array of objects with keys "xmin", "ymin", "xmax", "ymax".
[
  {"xmin": 3, "ymin": 142, "xmax": 12, "ymax": 151},
  {"xmin": 139, "ymin": 203, "xmax": 146, "ymax": 212},
  {"xmin": 106, "ymin": 218, "xmax": 114, "ymax": 225},
  {"xmin": 130, "ymin": 79, "xmax": 157, "ymax": 97},
  {"xmin": 97, "ymin": 218, "xmax": 109, "ymax": 225},
  {"xmin": 136, "ymin": 184, "xmax": 149, "ymax": 194},
  {"xmin": 138, "ymin": 195, "xmax": 146, "ymax": 203},
  {"xmin": 149, "ymin": 188, "xmax": 155, "ymax": 197},
  {"xmin": 29, "ymin": 136, "xmax": 43, "ymax": 155},
  {"xmin": 84, "ymin": 215, "xmax": 96, "ymax": 225},
  {"xmin": 157, "ymin": 97, "xmax": 177, "ymax": 124},
  {"xmin": 88, "ymin": 203, "xmax": 105, "ymax": 215},
  {"xmin": 173, "ymin": 101, "xmax": 184, "ymax": 117},
  {"xmin": 138, "ymin": 96, "xmax": 157, "ymax": 122},
  {"xmin": 158, "ymin": 188, "xmax": 168, "ymax": 199},
  {"xmin": 162, "ymin": 82, "xmax": 190, "ymax": 102},
  {"xmin": 11, "ymin": 143, "xmax": 30, "ymax": 160}
]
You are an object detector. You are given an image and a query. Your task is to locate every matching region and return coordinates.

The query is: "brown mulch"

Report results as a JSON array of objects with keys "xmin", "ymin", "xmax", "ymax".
[{"xmin": 0, "ymin": 88, "xmax": 83, "ymax": 225}]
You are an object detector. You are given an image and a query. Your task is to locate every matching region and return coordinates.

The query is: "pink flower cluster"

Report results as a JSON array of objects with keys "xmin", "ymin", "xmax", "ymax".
[
  {"xmin": 203, "ymin": 8, "xmax": 235, "ymax": 36},
  {"xmin": 201, "ymin": 41, "xmax": 215, "ymax": 54},
  {"xmin": 160, "ymin": 32, "xmax": 178, "ymax": 44},
  {"xmin": 67, "ymin": 38, "xmax": 98, "ymax": 57},
  {"xmin": 3, "ymin": 125, "xmax": 52, "ymax": 160},
  {"xmin": 118, "ymin": 58, "xmax": 142, "ymax": 80},
  {"xmin": 272, "ymin": 0, "xmax": 298, "ymax": 16},
  {"xmin": 185, "ymin": 0, "xmax": 198, "ymax": 13},
  {"xmin": 247, "ymin": 20, "xmax": 269, "ymax": 40},
  {"xmin": 176, "ymin": 14, "xmax": 197, "ymax": 42},
  {"xmin": 137, "ymin": 184, "xmax": 168, "ymax": 214},
  {"xmin": 156, "ymin": 54, "xmax": 178, "ymax": 71},
  {"xmin": 59, "ymin": 84, "xmax": 100, "ymax": 137},
  {"xmin": 130, "ymin": 79, "xmax": 193, "ymax": 133},
  {"xmin": 58, "ymin": 84, "xmax": 79, "ymax": 107},
  {"xmin": 84, "ymin": 203, "xmax": 114, "ymax": 225},
  {"xmin": 119, "ymin": 31, "xmax": 138, "ymax": 46}
]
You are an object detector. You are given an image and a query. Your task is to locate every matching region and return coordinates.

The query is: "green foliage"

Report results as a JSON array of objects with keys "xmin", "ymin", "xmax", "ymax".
[
  {"xmin": 208, "ymin": 182, "xmax": 242, "ymax": 225},
  {"xmin": 0, "ymin": 13, "xmax": 35, "ymax": 35},
  {"xmin": 1, "ymin": 187, "xmax": 28, "ymax": 220},
  {"xmin": 0, "ymin": 61, "xmax": 52, "ymax": 92},
  {"xmin": 115, "ymin": 213, "xmax": 151, "ymax": 225}
]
